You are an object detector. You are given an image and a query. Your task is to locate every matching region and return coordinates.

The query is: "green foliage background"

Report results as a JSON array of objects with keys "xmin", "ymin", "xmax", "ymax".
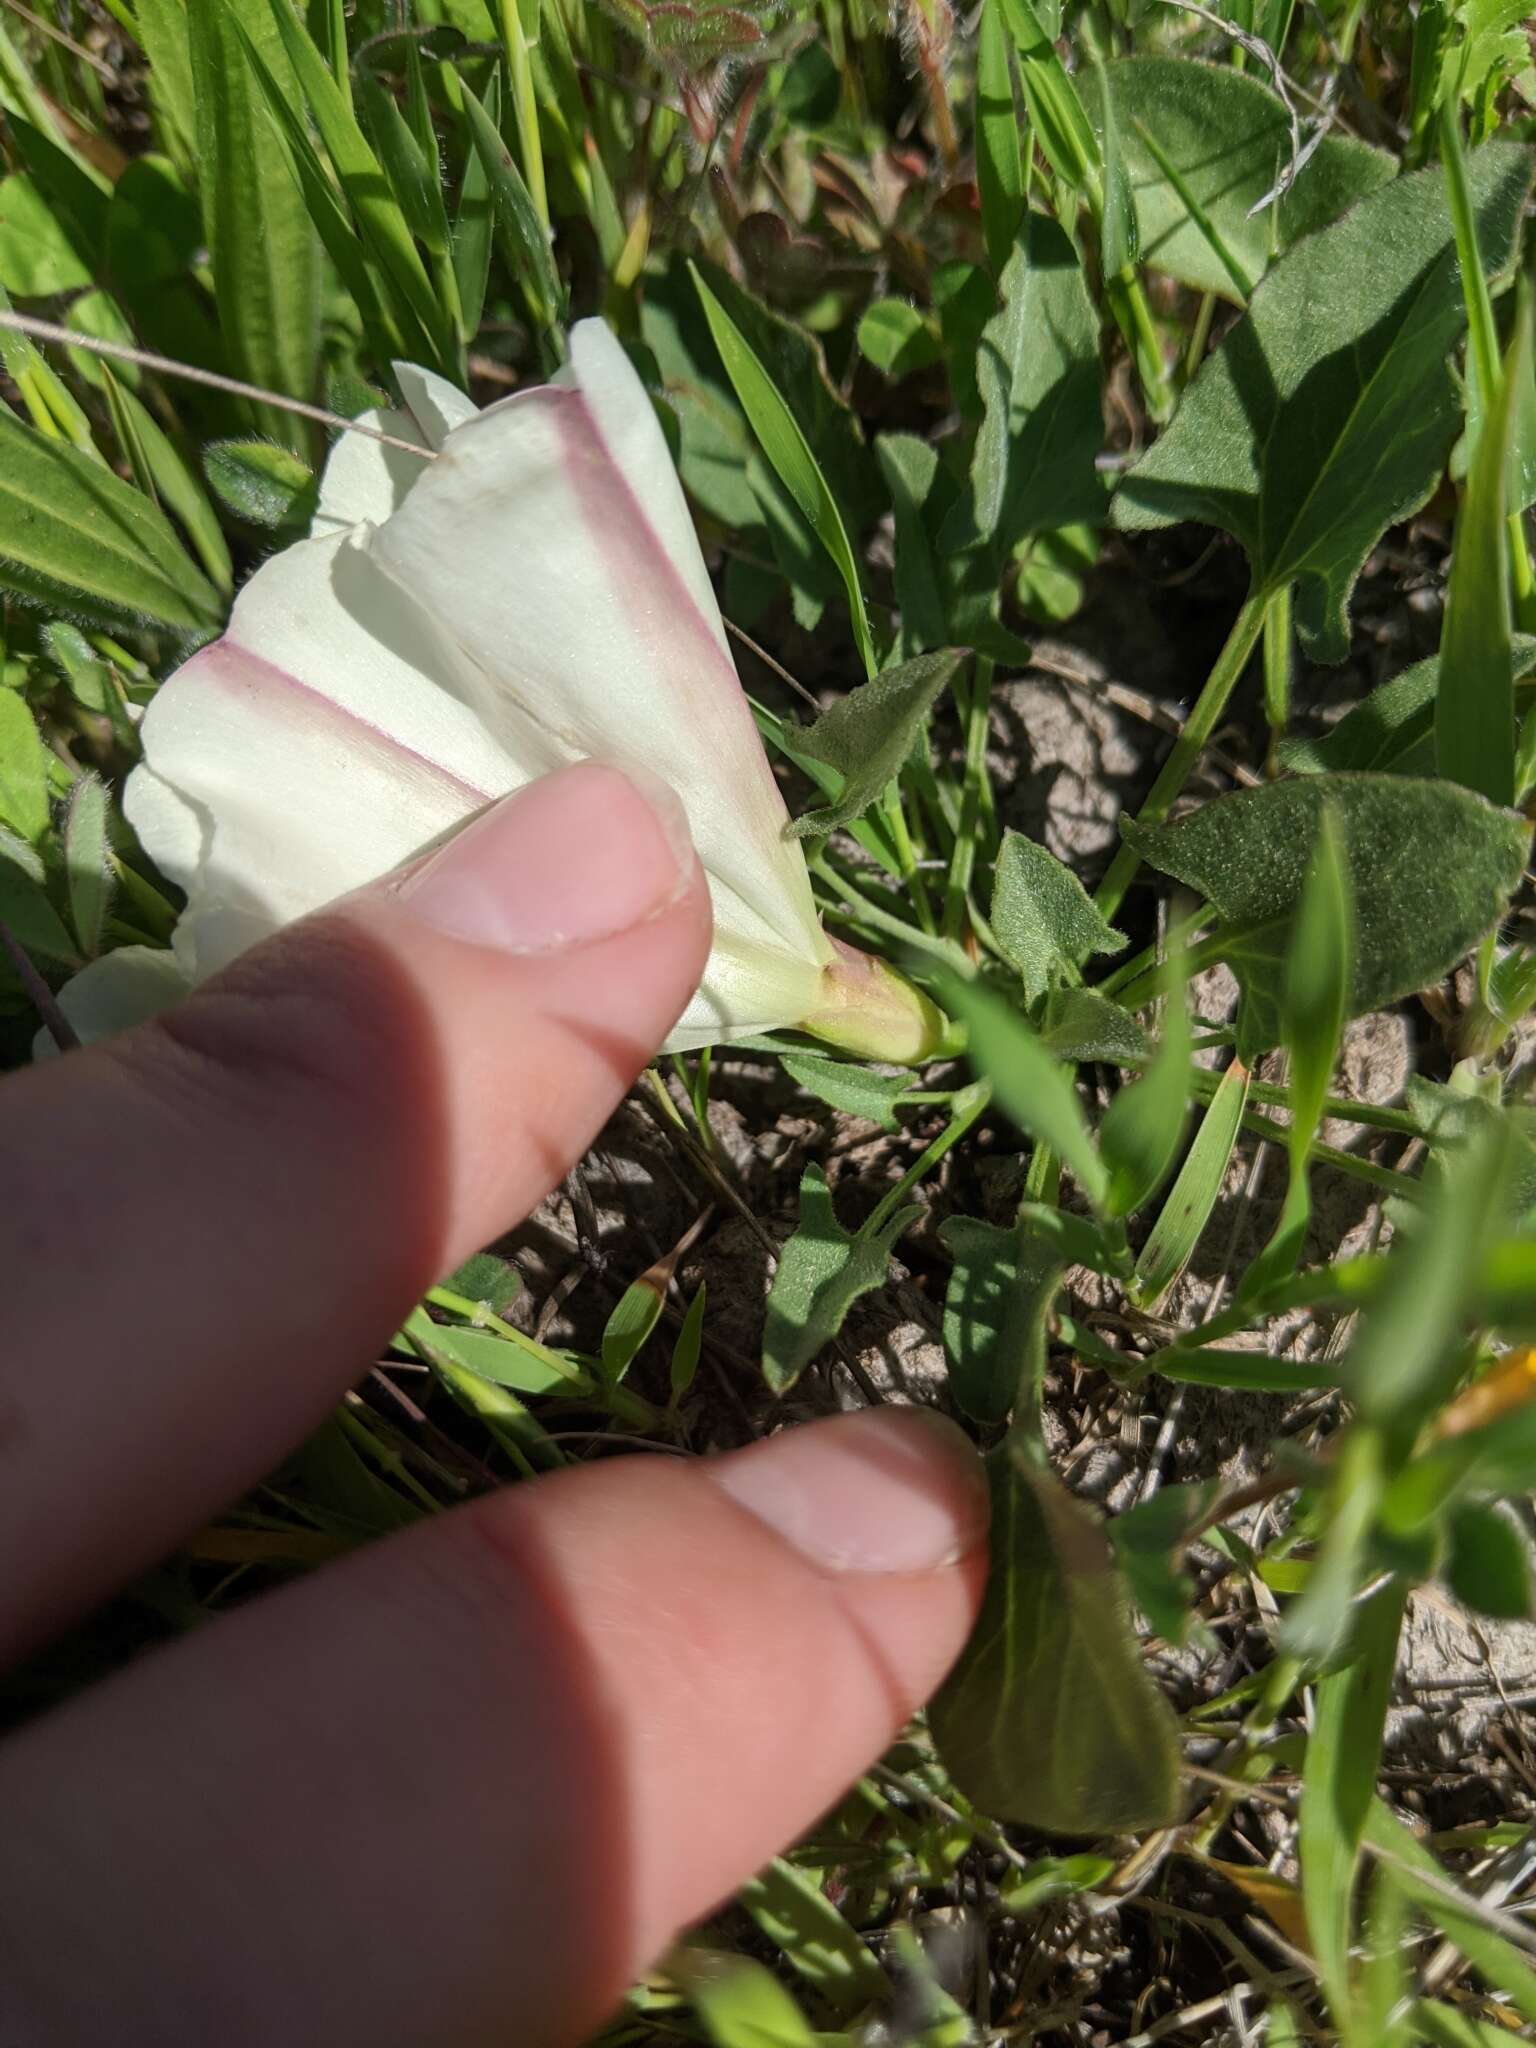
[{"xmin": 3, "ymin": 0, "xmax": 1536, "ymax": 2040}]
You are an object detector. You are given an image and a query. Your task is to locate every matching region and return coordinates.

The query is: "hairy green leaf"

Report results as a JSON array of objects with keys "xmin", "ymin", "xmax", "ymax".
[
  {"xmin": 876, "ymin": 433, "xmax": 949, "ymax": 657},
  {"xmin": 779, "ymin": 1052, "xmax": 914, "ymax": 1132},
  {"xmin": 439, "ymin": 1250, "xmax": 522, "ymax": 1314},
  {"xmin": 0, "ymin": 407, "xmax": 221, "ymax": 629},
  {"xmin": 203, "ymin": 439, "xmax": 318, "ymax": 530},
  {"xmin": 1115, "ymin": 146, "xmax": 1534, "ymax": 659},
  {"xmin": 1280, "ymin": 637, "xmax": 1536, "ymax": 776},
  {"xmin": 0, "ymin": 685, "xmax": 48, "ymax": 843},
  {"xmin": 1040, "ymin": 987, "xmax": 1148, "ymax": 1065},
  {"xmin": 1110, "ymin": 1478, "xmax": 1223, "ymax": 1645},
  {"xmin": 939, "ymin": 1216, "xmax": 1061, "ymax": 1424},
  {"xmin": 929, "ymin": 1450, "xmax": 1182, "ymax": 1832},
  {"xmin": 788, "ymin": 651, "xmax": 964, "ymax": 837},
  {"xmin": 1080, "ymin": 58, "xmax": 1394, "ymax": 302},
  {"xmin": 763, "ymin": 1167, "xmax": 919, "ymax": 1393},
  {"xmin": 991, "ymin": 830, "xmax": 1126, "ymax": 1003},
  {"xmin": 0, "ymin": 852, "xmax": 77, "ymax": 968},
  {"xmin": 63, "ymin": 772, "xmax": 112, "ymax": 959},
  {"xmin": 1124, "ymin": 774, "xmax": 1530, "ymax": 1054},
  {"xmin": 1446, "ymin": 1502, "xmax": 1532, "ymax": 1620},
  {"xmin": 856, "ymin": 298, "xmax": 942, "ymax": 380},
  {"xmin": 945, "ymin": 213, "xmax": 1104, "ymax": 562}
]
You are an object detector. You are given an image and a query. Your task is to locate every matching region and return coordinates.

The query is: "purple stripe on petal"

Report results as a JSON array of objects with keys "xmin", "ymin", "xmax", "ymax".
[
  {"xmin": 543, "ymin": 388, "xmax": 797, "ymax": 836},
  {"xmin": 187, "ymin": 638, "xmax": 499, "ymax": 811}
]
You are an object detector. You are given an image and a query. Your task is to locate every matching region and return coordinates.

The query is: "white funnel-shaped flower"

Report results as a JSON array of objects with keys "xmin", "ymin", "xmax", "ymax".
[{"xmin": 63, "ymin": 322, "xmax": 944, "ymax": 1063}]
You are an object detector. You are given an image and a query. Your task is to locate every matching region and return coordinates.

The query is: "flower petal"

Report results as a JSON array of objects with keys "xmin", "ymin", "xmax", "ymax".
[
  {"xmin": 668, "ymin": 926, "xmax": 827, "ymax": 1051},
  {"xmin": 393, "ymin": 362, "xmax": 480, "ymax": 448},
  {"xmin": 310, "ymin": 405, "xmax": 431, "ymax": 538},
  {"xmin": 366, "ymin": 320, "xmax": 830, "ymax": 1009},
  {"xmin": 130, "ymin": 528, "xmax": 527, "ymax": 978}
]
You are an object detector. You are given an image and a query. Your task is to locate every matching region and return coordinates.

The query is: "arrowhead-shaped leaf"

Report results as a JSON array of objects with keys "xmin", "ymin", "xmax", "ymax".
[
  {"xmin": 789, "ymin": 651, "xmax": 964, "ymax": 837},
  {"xmin": 1114, "ymin": 144, "xmax": 1535, "ymax": 659},
  {"xmin": 762, "ymin": 1166, "xmax": 919, "ymax": 1392},
  {"xmin": 990, "ymin": 829, "xmax": 1126, "ymax": 1004},
  {"xmin": 943, "ymin": 211, "xmax": 1105, "ymax": 562}
]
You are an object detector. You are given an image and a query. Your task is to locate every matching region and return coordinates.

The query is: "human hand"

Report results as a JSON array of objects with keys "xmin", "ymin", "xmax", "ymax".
[{"xmin": 0, "ymin": 761, "xmax": 988, "ymax": 2047}]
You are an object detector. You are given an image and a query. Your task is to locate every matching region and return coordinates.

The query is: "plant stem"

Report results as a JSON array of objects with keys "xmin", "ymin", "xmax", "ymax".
[
  {"xmin": 1107, "ymin": 270, "xmax": 1172, "ymax": 423},
  {"xmin": 499, "ymin": 0, "xmax": 549, "ymax": 232},
  {"xmin": 1190, "ymin": 1066, "xmax": 1422, "ymax": 1139},
  {"xmin": 1095, "ymin": 588, "xmax": 1272, "ymax": 919},
  {"xmin": 1180, "ymin": 289, "xmax": 1217, "ymax": 387},
  {"xmin": 864, "ymin": 1080, "xmax": 991, "ymax": 1235},
  {"xmin": 1233, "ymin": 1104, "xmax": 1419, "ymax": 1199},
  {"xmin": 816, "ymin": 860, "xmax": 974, "ymax": 969},
  {"xmin": 883, "ymin": 785, "xmax": 936, "ymax": 933},
  {"xmin": 944, "ymin": 656, "xmax": 994, "ymax": 940},
  {"xmin": 1262, "ymin": 582, "xmax": 1292, "ymax": 766},
  {"xmin": 1441, "ymin": 98, "xmax": 1536, "ymax": 614}
]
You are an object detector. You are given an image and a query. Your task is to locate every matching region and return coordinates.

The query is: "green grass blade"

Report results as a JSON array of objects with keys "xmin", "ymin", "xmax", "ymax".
[
  {"xmin": 737, "ymin": 1859, "xmax": 889, "ymax": 2015},
  {"xmin": 457, "ymin": 77, "xmax": 561, "ymax": 335},
  {"xmin": 1241, "ymin": 802, "xmax": 1353, "ymax": 1298},
  {"xmin": 359, "ymin": 71, "xmax": 452, "ymax": 264},
  {"xmin": 975, "ymin": 0, "xmax": 1025, "ymax": 273},
  {"xmin": 0, "ymin": 404, "xmax": 221, "ymax": 629},
  {"xmin": 691, "ymin": 262, "xmax": 877, "ymax": 678},
  {"xmin": 132, "ymin": 0, "xmax": 199, "ymax": 172},
  {"xmin": 1437, "ymin": 282, "xmax": 1529, "ymax": 805},
  {"xmin": 254, "ymin": 0, "xmax": 456, "ymax": 372},
  {"xmin": 669, "ymin": 1950, "xmax": 822, "ymax": 2048},
  {"xmin": 1097, "ymin": 948, "xmax": 1192, "ymax": 1220},
  {"xmin": 946, "ymin": 975, "xmax": 1109, "ymax": 1212},
  {"xmin": 450, "ymin": 67, "xmax": 499, "ymax": 343},
  {"xmin": 1300, "ymin": 1581, "xmax": 1407, "ymax": 2020},
  {"xmin": 1131, "ymin": 1055, "xmax": 1249, "ymax": 1310},
  {"xmin": 995, "ymin": 0, "xmax": 1100, "ymax": 199},
  {"xmin": 188, "ymin": 0, "xmax": 321, "ymax": 451}
]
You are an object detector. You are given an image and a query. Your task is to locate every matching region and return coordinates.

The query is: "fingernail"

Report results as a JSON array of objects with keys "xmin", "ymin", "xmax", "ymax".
[
  {"xmin": 391, "ymin": 761, "xmax": 694, "ymax": 953},
  {"xmin": 709, "ymin": 1409, "xmax": 990, "ymax": 1575}
]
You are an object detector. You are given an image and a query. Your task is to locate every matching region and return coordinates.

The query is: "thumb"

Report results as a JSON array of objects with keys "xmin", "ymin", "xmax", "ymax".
[{"xmin": 0, "ymin": 759, "xmax": 712, "ymax": 1657}]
